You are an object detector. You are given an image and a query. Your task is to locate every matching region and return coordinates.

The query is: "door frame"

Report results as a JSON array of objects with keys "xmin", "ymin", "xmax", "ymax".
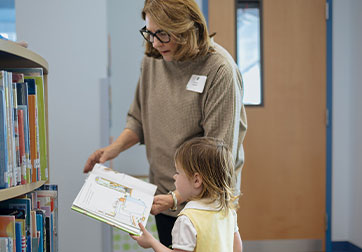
[
  {"xmin": 326, "ymin": 0, "xmax": 333, "ymax": 251},
  {"xmin": 202, "ymin": 0, "xmax": 333, "ymax": 250}
]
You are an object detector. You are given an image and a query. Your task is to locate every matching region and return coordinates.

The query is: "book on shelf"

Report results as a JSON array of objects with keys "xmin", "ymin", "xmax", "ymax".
[
  {"xmin": 3, "ymin": 71, "xmax": 16, "ymax": 187},
  {"xmin": 16, "ymin": 109, "xmax": 26, "ymax": 185},
  {"xmin": 0, "ymin": 237, "xmax": 12, "ymax": 252},
  {"xmin": 0, "ymin": 215, "xmax": 16, "ymax": 252},
  {"xmin": 11, "ymin": 82, "xmax": 21, "ymax": 186},
  {"xmin": 15, "ymin": 222, "xmax": 22, "ymax": 252},
  {"xmin": 16, "ymin": 82, "xmax": 31, "ymax": 184},
  {"xmin": 0, "ymin": 208, "xmax": 26, "ymax": 252},
  {"xmin": 71, "ymin": 163, "xmax": 157, "ymax": 235},
  {"xmin": 36, "ymin": 209, "xmax": 45, "ymax": 252},
  {"xmin": 36, "ymin": 184, "xmax": 58, "ymax": 252},
  {"xmin": 0, "ymin": 198, "xmax": 31, "ymax": 252},
  {"xmin": 13, "ymin": 73, "xmax": 26, "ymax": 185},
  {"xmin": 0, "ymin": 71, "xmax": 16, "ymax": 188},
  {"xmin": 0, "ymin": 71, "xmax": 9, "ymax": 189},
  {"xmin": 24, "ymin": 79, "xmax": 38, "ymax": 183},
  {"xmin": 23, "ymin": 69, "xmax": 47, "ymax": 182}
]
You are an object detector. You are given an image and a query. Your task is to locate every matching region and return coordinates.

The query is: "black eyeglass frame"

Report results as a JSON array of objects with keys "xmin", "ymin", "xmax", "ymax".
[{"xmin": 139, "ymin": 26, "xmax": 171, "ymax": 44}]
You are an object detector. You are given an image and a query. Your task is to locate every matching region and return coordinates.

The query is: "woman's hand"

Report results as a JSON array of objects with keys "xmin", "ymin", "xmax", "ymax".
[
  {"xmin": 83, "ymin": 145, "xmax": 121, "ymax": 173},
  {"xmin": 151, "ymin": 194, "xmax": 174, "ymax": 215},
  {"xmin": 83, "ymin": 129, "xmax": 140, "ymax": 173}
]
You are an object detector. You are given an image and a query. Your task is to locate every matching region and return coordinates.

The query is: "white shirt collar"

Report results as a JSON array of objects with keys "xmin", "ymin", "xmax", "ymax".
[{"xmin": 183, "ymin": 199, "xmax": 222, "ymax": 211}]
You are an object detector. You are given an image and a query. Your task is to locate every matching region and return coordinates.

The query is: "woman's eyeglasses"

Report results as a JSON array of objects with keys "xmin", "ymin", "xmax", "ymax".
[{"xmin": 139, "ymin": 26, "xmax": 171, "ymax": 44}]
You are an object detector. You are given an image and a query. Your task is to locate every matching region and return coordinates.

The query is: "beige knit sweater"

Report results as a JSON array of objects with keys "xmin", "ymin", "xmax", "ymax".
[{"xmin": 126, "ymin": 43, "xmax": 247, "ymax": 216}]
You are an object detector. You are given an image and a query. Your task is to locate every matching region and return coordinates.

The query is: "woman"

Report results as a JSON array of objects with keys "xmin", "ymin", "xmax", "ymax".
[{"xmin": 83, "ymin": 0, "xmax": 247, "ymax": 247}]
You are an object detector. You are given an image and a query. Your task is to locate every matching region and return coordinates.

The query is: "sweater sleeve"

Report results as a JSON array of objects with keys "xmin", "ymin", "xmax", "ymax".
[
  {"xmin": 202, "ymin": 61, "xmax": 247, "ymax": 174},
  {"xmin": 126, "ymin": 72, "xmax": 144, "ymax": 144},
  {"xmin": 202, "ymin": 64, "xmax": 237, "ymax": 150}
]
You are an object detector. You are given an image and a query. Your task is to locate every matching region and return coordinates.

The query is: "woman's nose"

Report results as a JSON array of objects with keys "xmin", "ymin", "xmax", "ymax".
[{"xmin": 152, "ymin": 36, "xmax": 162, "ymax": 48}]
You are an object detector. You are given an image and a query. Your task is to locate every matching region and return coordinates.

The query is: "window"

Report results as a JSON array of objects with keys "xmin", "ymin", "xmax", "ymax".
[
  {"xmin": 236, "ymin": 0, "xmax": 262, "ymax": 105},
  {"xmin": 0, "ymin": 0, "xmax": 16, "ymax": 41}
]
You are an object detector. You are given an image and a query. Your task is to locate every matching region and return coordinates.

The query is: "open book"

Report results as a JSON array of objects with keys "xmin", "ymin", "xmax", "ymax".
[{"xmin": 71, "ymin": 163, "xmax": 157, "ymax": 235}]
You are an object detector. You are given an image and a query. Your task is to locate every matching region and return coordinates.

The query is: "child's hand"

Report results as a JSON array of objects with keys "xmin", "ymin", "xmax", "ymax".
[{"xmin": 130, "ymin": 223, "xmax": 156, "ymax": 249}]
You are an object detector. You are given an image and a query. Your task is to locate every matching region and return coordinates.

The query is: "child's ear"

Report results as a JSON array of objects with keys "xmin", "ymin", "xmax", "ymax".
[{"xmin": 193, "ymin": 173, "xmax": 203, "ymax": 189}]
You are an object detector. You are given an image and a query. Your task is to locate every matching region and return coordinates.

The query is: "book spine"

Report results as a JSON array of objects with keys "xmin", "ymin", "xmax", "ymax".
[
  {"xmin": 4, "ymin": 72, "xmax": 14, "ymax": 187},
  {"xmin": 0, "ymin": 72, "xmax": 9, "ymax": 189},
  {"xmin": 15, "ymin": 222, "xmax": 21, "ymax": 252},
  {"xmin": 17, "ymin": 109, "xmax": 26, "ymax": 185},
  {"xmin": 25, "ymin": 76, "xmax": 47, "ymax": 181},
  {"xmin": 12, "ymin": 83, "xmax": 21, "ymax": 186},
  {"xmin": 18, "ymin": 105, "xmax": 31, "ymax": 184},
  {"xmin": 16, "ymin": 82, "xmax": 31, "ymax": 184},
  {"xmin": 36, "ymin": 213, "xmax": 44, "ymax": 252},
  {"xmin": 26, "ymin": 79, "xmax": 37, "ymax": 183}
]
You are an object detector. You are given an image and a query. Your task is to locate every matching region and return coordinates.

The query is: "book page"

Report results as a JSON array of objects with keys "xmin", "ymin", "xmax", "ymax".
[{"xmin": 73, "ymin": 164, "xmax": 157, "ymax": 233}]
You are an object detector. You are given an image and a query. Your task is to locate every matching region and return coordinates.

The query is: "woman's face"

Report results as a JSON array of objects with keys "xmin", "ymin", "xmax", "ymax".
[{"xmin": 145, "ymin": 14, "xmax": 178, "ymax": 62}]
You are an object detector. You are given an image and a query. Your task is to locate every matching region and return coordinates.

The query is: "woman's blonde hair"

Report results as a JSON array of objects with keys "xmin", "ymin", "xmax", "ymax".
[
  {"xmin": 142, "ymin": 0, "xmax": 214, "ymax": 61},
  {"xmin": 174, "ymin": 137, "xmax": 239, "ymax": 213}
]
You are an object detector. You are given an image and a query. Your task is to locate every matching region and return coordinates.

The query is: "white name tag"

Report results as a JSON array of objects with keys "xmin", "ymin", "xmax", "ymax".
[{"xmin": 186, "ymin": 75, "xmax": 207, "ymax": 93}]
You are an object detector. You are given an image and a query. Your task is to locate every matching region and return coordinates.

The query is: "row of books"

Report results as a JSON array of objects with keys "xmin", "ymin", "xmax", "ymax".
[
  {"xmin": 0, "ymin": 68, "xmax": 48, "ymax": 189},
  {"xmin": 0, "ymin": 184, "xmax": 58, "ymax": 252}
]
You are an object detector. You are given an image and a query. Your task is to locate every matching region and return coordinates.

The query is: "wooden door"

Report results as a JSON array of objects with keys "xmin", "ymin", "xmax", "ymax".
[{"xmin": 209, "ymin": 0, "xmax": 326, "ymax": 249}]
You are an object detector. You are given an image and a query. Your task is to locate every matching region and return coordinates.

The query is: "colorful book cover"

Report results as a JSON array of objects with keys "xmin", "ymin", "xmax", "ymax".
[
  {"xmin": 11, "ymin": 73, "xmax": 24, "ymax": 84},
  {"xmin": 24, "ymin": 73, "xmax": 47, "ymax": 181},
  {"xmin": 3, "ymin": 72, "xmax": 14, "ymax": 187},
  {"xmin": 0, "ymin": 215, "xmax": 16, "ymax": 252},
  {"xmin": 16, "ymin": 109, "xmax": 26, "ymax": 185},
  {"xmin": 7, "ymin": 73, "xmax": 17, "ymax": 187},
  {"xmin": 37, "ymin": 184, "xmax": 58, "ymax": 252},
  {"xmin": 36, "ymin": 210, "xmax": 45, "ymax": 252},
  {"xmin": 0, "ymin": 71, "xmax": 9, "ymax": 189},
  {"xmin": 30, "ymin": 210, "xmax": 37, "ymax": 250},
  {"xmin": 24, "ymin": 79, "xmax": 38, "ymax": 183},
  {"xmin": 0, "ymin": 237, "xmax": 10, "ymax": 252},
  {"xmin": 16, "ymin": 82, "xmax": 31, "ymax": 184},
  {"xmin": 15, "ymin": 222, "xmax": 21, "ymax": 252},
  {"xmin": 0, "ymin": 198, "xmax": 31, "ymax": 252},
  {"xmin": 12, "ymin": 83, "xmax": 21, "ymax": 186}
]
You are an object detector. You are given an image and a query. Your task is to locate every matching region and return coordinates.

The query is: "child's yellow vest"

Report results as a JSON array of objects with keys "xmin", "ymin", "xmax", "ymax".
[{"xmin": 179, "ymin": 208, "xmax": 234, "ymax": 252}]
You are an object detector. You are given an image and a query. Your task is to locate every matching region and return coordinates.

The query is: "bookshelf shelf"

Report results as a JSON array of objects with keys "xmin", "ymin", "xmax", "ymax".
[
  {"xmin": 0, "ymin": 39, "xmax": 48, "ymax": 73},
  {"xmin": 0, "ymin": 181, "xmax": 46, "ymax": 201},
  {"xmin": 0, "ymin": 39, "xmax": 50, "ymax": 202}
]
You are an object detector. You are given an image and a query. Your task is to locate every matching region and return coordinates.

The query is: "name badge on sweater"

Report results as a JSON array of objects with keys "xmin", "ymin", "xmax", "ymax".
[{"xmin": 186, "ymin": 75, "xmax": 207, "ymax": 93}]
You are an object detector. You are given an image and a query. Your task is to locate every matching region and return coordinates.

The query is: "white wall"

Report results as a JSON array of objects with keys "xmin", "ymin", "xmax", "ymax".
[
  {"xmin": 332, "ymin": 0, "xmax": 352, "ymax": 241},
  {"xmin": 107, "ymin": 0, "xmax": 148, "ymax": 176},
  {"xmin": 333, "ymin": 0, "xmax": 362, "ymax": 248},
  {"xmin": 347, "ymin": 0, "xmax": 362, "ymax": 248},
  {"xmin": 15, "ymin": 0, "xmax": 107, "ymax": 251}
]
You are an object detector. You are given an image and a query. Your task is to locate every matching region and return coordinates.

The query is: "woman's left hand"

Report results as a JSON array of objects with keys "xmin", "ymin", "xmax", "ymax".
[{"xmin": 151, "ymin": 194, "xmax": 173, "ymax": 215}]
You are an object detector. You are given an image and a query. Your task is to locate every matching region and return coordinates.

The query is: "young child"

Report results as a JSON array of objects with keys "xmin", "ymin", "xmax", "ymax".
[{"xmin": 131, "ymin": 137, "xmax": 243, "ymax": 252}]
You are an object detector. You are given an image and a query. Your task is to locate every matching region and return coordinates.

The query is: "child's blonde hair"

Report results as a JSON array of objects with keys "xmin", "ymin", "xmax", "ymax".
[
  {"xmin": 141, "ymin": 0, "xmax": 214, "ymax": 61},
  {"xmin": 174, "ymin": 137, "xmax": 239, "ymax": 213}
]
